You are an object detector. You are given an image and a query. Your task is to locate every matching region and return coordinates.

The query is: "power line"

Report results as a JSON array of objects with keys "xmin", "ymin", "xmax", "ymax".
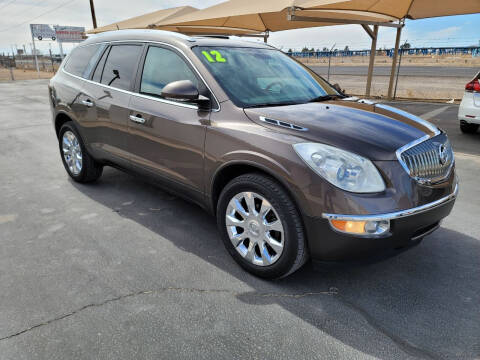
[
  {"xmin": 0, "ymin": 0, "xmax": 17, "ymax": 11},
  {"xmin": 0, "ymin": 0, "xmax": 79, "ymax": 33}
]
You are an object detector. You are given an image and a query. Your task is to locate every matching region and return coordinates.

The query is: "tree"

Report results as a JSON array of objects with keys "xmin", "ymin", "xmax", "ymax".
[
  {"xmin": 401, "ymin": 42, "xmax": 411, "ymax": 49},
  {"xmin": 322, "ymin": 47, "xmax": 329, "ymax": 52},
  {"xmin": 287, "ymin": 48, "xmax": 293, "ymax": 54},
  {"xmin": 344, "ymin": 45, "xmax": 349, "ymax": 52},
  {"xmin": 301, "ymin": 47, "xmax": 309, "ymax": 53}
]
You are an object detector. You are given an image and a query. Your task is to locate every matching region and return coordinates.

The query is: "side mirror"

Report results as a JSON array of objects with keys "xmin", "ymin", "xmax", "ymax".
[
  {"xmin": 161, "ymin": 80, "xmax": 211, "ymax": 110},
  {"xmin": 332, "ymin": 83, "xmax": 344, "ymax": 94}
]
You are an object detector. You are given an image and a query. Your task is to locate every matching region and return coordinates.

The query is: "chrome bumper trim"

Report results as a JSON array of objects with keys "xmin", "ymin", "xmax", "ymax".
[{"xmin": 322, "ymin": 183, "xmax": 458, "ymax": 222}]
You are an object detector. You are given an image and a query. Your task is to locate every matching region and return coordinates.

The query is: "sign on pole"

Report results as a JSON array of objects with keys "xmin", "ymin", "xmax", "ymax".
[
  {"xmin": 54, "ymin": 26, "xmax": 85, "ymax": 43},
  {"xmin": 30, "ymin": 24, "xmax": 57, "ymax": 41}
]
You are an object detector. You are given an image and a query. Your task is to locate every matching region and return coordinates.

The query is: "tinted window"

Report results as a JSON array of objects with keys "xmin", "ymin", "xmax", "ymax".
[
  {"xmin": 140, "ymin": 46, "xmax": 199, "ymax": 97},
  {"xmin": 92, "ymin": 46, "xmax": 109, "ymax": 82},
  {"xmin": 64, "ymin": 44, "xmax": 103, "ymax": 78},
  {"xmin": 193, "ymin": 47, "xmax": 338, "ymax": 108},
  {"xmin": 101, "ymin": 45, "xmax": 142, "ymax": 90}
]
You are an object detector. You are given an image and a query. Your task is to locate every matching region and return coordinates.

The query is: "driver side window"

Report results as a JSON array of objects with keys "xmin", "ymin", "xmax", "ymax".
[{"xmin": 140, "ymin": 46, "xmax": 199, "ymax": 98}]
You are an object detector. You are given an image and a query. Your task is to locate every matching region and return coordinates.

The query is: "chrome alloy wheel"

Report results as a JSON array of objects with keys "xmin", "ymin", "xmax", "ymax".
[
  {"xmin": 62, "ymin": 131, "xmax": 83, "ymax": 175},
  {"xmin": 225, "ymin": 191, "xmax": 284, "ymax": 266}
]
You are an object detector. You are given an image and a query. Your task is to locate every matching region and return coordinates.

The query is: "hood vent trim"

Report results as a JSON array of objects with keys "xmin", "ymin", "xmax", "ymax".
[{"xmin": 259, "ymin": 116, "xmax": 308, "ymax": 132}]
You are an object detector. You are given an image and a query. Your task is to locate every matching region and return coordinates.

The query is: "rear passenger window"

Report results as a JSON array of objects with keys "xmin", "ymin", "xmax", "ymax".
[
  {"xmin": 101, "ymin": 45, "xmax": 142, "ymax": 91},
  {"xmin": 140, "ymin": 46, "xmax": 199, "ymax": 98},
  {"xmin": 64, "ymin": 44, "xmax": 104, "ymax": 78}
]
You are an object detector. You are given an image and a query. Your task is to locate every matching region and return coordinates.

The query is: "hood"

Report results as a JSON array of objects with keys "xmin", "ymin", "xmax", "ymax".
[{"xmin": 244, "ymin": 99, "xmax": 439, "ymax": 161}]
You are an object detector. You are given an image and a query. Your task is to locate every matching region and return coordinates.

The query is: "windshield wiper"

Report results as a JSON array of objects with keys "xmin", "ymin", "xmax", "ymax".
[
  {"xmin": 307, "ymin": 95, "xmax": 335, "ymax": 103},
  {"xmin": 244, "ymin": 101, "xmax": 299, "ymax": 108}
]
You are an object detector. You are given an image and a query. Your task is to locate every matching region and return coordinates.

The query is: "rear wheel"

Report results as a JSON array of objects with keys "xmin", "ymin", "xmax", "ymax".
[
  {"xmin": 217, "ymin": 173, "xmax": 308, "ymax": 279},
  {"xmin": 58, "ymin": 122, "xmax": 103, "ymax": 183},
  {"xmin": 460, "ymin": 122, "xmax": 479, "ymax": 134}
]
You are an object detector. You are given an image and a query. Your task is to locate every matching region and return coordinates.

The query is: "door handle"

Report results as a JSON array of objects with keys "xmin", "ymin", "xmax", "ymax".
[
  {"xmin": 81, "ymin": 99, "xmax": 94, "ymax": 107},
  {"xmin": 129, "ymin": 114, "xmax": 145, "ymax": 124}
]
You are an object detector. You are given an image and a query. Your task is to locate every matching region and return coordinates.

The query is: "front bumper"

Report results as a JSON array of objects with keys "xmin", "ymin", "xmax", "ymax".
[{"xmin": 304, "ymin": 184, "xmax": 458, "ymax": 263}]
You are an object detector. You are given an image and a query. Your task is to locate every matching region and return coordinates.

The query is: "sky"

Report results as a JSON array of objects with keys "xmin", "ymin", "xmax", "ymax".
[{"xmin": 0, "ymin": 0, "xmax": 479, "ymax": 55}]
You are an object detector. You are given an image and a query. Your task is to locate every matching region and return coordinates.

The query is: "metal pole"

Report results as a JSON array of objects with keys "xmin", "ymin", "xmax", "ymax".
[
  {"xmin": 263, "ymin": 31, "xmax": 269, "ymax": 43},
  {"xmin": 59, "ymin": 42, "xmax": 64, "ymax": 59},
  {"xmin": 89, "ymin": 0, "xmax": 98, "ymax": 29},
  {"xmin": 394, "ymin": 40, "xmax": 407, "ymax": 99},
  {"xmin": 30, "ymin": 29, "xmax": 40, "ymax": 75},
  {"xmin": 365, "ymin": 25, "xmax": 378, "ymax": 97},
  {"xmin": 387, "ymin": 26, "xmax": 402, "ymax": 100},
  {"xmin": 327, "ymin": 43, "xmax": 335, "ymax": 82},
  {"xmin": 49, "ymin": 43, "xmax": 55, "ymax": 72}
]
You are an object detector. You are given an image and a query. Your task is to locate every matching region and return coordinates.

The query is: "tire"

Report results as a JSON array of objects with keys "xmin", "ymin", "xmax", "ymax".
[
  {"xmin": 460, "ymin": 122, "xmax": 479, "ymax": 134},
  {"xmin": 58, "ymin": 121, "xmax": 103, "ymax": 183},
  {"xmin": 216, "ymin": 173, "xmax": 308, "ymax": 279}
]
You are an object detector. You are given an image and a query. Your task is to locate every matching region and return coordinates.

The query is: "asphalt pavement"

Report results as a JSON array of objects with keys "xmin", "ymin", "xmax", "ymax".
[
  {"xmin": 0, "ymin": 80, "xmax": 479, "ymax": 359},
  {"xmin": 310, "ymin": 65, "xmax": 479, "ymax": 78}
]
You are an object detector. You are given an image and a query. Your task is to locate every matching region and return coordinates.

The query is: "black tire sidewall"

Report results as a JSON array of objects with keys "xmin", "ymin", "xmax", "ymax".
[
  {"xmin": 460, "ymin": 123, "xmax": 479, "ymax": 134},
  {"xmin": 217, "ymin": 174, "xmax": 304, "ymax": 279}
]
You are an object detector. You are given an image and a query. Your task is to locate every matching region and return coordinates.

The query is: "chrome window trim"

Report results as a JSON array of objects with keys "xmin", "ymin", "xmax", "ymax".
[
  {"xmin": 322, "ymin": 182, "xmax": 458, "ymax": 222},
  {"xmin": 62, "ymin": 39, "xmax": 220, "ymax": 112}
]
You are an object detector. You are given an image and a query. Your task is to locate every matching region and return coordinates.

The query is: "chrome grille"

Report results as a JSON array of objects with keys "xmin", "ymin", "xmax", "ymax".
[{"xmin": 398, "ymin": 133, "xmax": 454, "ymax": 184}]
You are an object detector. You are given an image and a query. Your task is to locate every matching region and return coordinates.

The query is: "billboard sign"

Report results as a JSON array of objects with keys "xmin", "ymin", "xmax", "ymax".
[
  {"xmin": 30, "ymin": 24, "xmax": 56, "ymax": 41},
  {"xmin": 54, "ymin": 26, "xmax": 85, "ymax": 43}
]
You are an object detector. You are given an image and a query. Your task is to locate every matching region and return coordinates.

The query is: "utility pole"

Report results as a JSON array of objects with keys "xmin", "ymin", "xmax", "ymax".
[{"xmin": 89, "ymin": 0, "xmax": 97, "ymax": 29}]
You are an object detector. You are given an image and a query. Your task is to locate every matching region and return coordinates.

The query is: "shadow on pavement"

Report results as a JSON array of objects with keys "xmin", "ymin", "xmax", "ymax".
[{"xmin": 72, "ymin": 167, "xmax": 480, "ymax": 359}]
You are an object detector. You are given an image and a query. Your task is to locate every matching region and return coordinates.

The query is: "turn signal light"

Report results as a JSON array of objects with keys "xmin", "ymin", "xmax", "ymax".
[{"xmin": 330, "ymin": 219, "xmax": 390, "ymax": 235}]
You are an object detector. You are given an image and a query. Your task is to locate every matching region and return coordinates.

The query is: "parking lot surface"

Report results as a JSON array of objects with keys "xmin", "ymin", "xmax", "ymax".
[{"xmin": 1, "ymin": 80, "xmax": 479, "ymax": 359}]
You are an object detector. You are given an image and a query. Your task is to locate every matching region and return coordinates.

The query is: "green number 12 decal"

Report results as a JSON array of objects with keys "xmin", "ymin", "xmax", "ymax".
[{"xmin": 202, "ymin": 50, "xmax": 227, "ymax": 63}]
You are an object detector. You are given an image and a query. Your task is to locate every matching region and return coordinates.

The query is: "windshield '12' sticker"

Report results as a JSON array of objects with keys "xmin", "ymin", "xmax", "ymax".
[{"xmin": 202, "ymin": 50, "xmax": 226, "ymax": 63}]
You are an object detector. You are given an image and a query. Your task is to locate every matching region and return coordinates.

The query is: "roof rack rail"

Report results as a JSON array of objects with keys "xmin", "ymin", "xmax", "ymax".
[{"xmin": 194, "ymin": 35, "xmax": 230, "ymax": 39}]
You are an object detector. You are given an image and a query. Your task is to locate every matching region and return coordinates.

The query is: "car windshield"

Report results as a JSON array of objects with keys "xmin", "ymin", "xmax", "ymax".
[{"xmin": 193, "ymin": 46, "xmax": 339, "ymax": 108}]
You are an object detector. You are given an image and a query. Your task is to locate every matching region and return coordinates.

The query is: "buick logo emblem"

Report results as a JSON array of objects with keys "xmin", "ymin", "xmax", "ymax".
[{"xmin": 438, "ymin": 144, "xmax": 448, "ymax": 165}]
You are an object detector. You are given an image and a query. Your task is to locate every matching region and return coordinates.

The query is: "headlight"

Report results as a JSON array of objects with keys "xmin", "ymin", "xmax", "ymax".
[{"xmin": 293, "ymin": 143, "xmax": 385, "ymax": 193}]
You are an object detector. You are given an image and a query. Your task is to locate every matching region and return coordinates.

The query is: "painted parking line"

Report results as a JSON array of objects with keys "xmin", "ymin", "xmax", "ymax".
[{"xmin": 419, "ymin": 106, "xmax": 451, "ymax": 120}]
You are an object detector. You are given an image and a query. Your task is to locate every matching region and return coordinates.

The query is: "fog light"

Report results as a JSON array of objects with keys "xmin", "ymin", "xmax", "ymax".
[{"xmin": 330, "ymin": 219, "xmax": 390, "ymax": 236}]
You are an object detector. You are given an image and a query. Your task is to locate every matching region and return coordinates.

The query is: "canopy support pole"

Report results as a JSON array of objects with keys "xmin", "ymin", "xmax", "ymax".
[
  {"xmin": 263, "ymin": 30, "xmax": 269, "ymax": 43},
  {"xmin": 387, "ymin": 26, "xmax": 402, "ymax": 100},
  {"xmin": 362, "ymin": 24, "xmax": 378, "ymax": 97}
]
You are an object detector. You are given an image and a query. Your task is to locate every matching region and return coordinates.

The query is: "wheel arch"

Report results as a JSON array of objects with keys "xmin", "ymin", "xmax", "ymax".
[
  {"xmin": 210, "ymin": 160, "xmax": 307, "ymax": 220},
  {"xmin": 54, "ymin": 112, "xmax": 74, "ymax": 138}
]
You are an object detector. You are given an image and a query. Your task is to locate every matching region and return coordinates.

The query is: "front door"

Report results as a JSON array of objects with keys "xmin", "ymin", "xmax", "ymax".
[{"xmin": 127, "ymin": 45, "xmax": 211, "ymax": 200}]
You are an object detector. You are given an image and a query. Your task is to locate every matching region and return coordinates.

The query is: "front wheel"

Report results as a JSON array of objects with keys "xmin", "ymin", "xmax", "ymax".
[
  {"xmin": 58, "ymin": 122, "xmax": 103, "ymax": 183},
  {"xmin": 216, "ymin": 173, "xmax": 308, "ymax": 279}
]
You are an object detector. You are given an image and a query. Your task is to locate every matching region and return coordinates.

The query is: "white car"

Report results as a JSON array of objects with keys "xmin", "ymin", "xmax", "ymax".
[{"xmin": 459, "ymin": 70, "xmax": 480, "ymax": 133}]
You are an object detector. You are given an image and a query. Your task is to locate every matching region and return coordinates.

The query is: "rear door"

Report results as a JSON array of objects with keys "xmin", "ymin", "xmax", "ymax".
[
  {"xmin": 127, "ymin": 44, "xmax": 212, "ymax": 200},
  {"xmin": 81, "ymin": 43, "xmax": 144, "ymax": 166}
]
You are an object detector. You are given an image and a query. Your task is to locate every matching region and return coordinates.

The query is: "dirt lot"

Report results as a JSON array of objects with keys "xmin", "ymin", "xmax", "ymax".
[
  {"xmin": 0, "ymin": 68, "xmax": 54, "ymax": 82},
  {"xmin": 327, "ymin": 73, "xmax": 468, "ymax": 100}
]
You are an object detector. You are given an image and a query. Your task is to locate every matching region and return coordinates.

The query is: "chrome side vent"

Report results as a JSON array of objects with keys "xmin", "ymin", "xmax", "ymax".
[{"xmin": 259, "ymin": 116, "xmax": 308, "ymax": 131}]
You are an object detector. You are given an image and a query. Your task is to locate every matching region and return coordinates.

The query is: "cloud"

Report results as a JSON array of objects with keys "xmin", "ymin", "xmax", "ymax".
[
  {"xmin": 0, "ymin": 1, "xmax": 476, "ymax": 55},
  {"xmin": 424, "ymin": 26, "xmax": 461, "ymax": 39}
]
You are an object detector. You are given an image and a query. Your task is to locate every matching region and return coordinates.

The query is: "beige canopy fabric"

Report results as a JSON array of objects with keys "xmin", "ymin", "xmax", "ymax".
[
  {"xmin": 155, "ymin": 0, "xmax": 397, "ymax": 34},
  {"xmin": 302, "ymin": 0, "xmax": 480, "ymax": 20},
  {"xmin": 87, "ymin": 6, "xmax": 198, "ymax": 34}
]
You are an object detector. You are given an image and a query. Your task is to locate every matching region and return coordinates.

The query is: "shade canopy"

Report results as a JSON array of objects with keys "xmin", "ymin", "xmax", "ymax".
[
  {"xmin": 155, "ymin": 0, "xmax": 398, "ymax": 34},
  {"xmin": 87, "ymin": 6, "xmax": 198, "ymax": 34},
  {"xmin": 301, "ymin": 0, "xmax": 480, "ymax": 20}
]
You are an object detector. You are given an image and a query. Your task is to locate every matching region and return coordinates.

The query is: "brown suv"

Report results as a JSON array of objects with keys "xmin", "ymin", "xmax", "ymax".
[{"xmin": 49, "ymin": 30, "xmax": 457, "ymax": 278}]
